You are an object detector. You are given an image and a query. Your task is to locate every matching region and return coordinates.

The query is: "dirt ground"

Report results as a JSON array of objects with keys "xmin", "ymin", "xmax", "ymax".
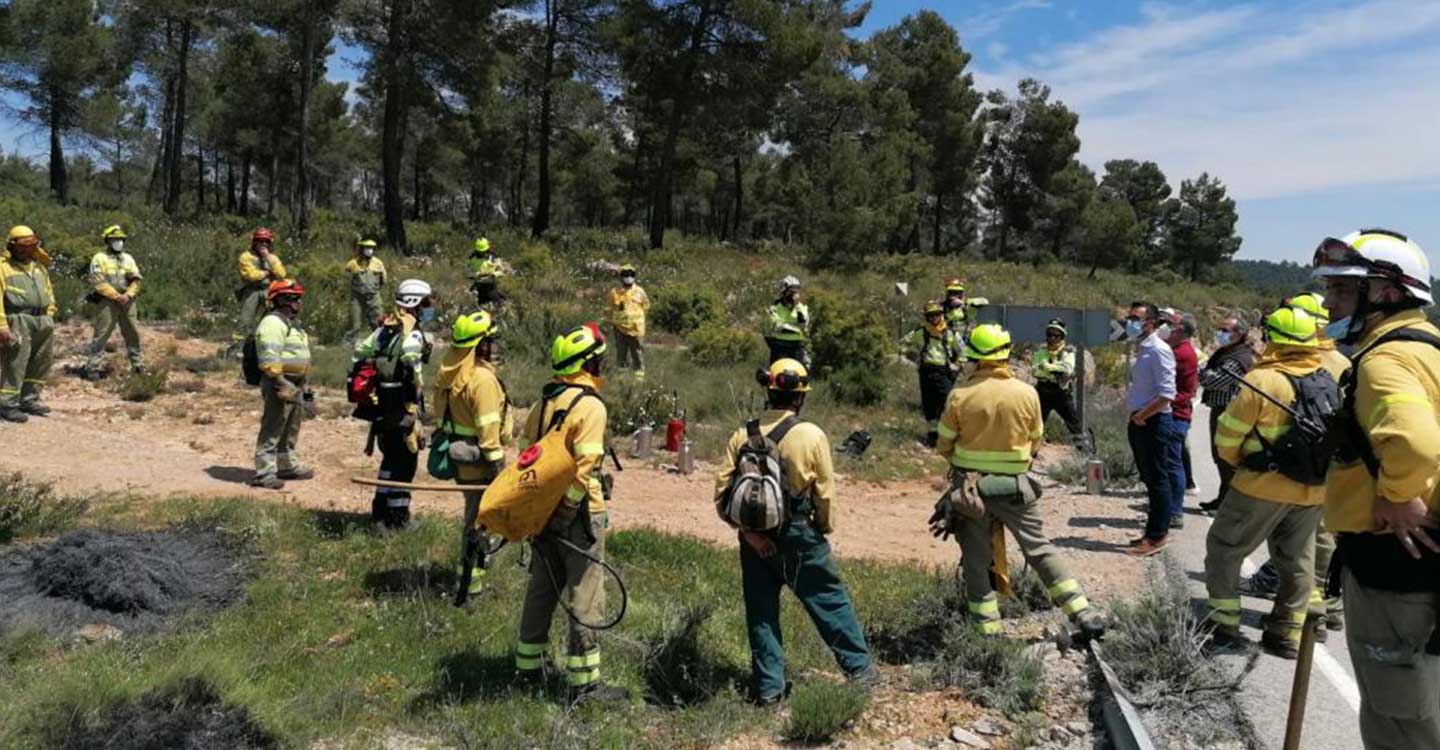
[{"xmin": 10, "ymin": 322, "xmax": 1150, "ymax": 605}]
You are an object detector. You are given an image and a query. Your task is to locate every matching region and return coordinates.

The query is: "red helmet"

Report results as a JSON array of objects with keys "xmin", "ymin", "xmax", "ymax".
[
  {"xmin": 266, "ymin": 279, "xmax": 305, "ymax": 301},
  {"xmin": 252, "ymin": 228, "xmax": 275, "ymax": 244}
]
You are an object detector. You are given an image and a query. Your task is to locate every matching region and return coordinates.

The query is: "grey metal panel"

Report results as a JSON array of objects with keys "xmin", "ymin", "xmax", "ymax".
[{"xmin": 972, "ymin": 305, "xmax": 1115, "ymax": 347}]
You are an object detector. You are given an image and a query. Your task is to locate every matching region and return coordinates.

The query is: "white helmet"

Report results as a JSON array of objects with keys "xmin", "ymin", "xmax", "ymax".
[
  {"xmin": 395, "ymin": 278, "xmax": 433, "ymax": 308},
  {"xmin": 1312, "ymin": 228, "xmax": 1432, "ymax": 305},
  {"xmin": 779, "ymin": 275, "xmax": 801, "ymax": 293}
]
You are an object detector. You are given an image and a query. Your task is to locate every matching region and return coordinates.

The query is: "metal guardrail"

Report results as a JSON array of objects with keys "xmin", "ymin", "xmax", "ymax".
[{"xmin": 1088, "ymin": 640, "xmax": 1159, "ymax": 750}]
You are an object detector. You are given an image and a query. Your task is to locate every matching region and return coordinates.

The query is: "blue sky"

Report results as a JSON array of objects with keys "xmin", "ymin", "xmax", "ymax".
[{"xmin": 7, "ymin": 1, "xmax": 1438, "ymax": 266}]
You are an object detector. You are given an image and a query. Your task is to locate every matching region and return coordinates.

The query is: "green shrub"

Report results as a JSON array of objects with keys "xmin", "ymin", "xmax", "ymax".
[
  {"xmin": 807, "ymin": 289, "xmax": 891, "ymax": 375},
  {"xmin": 927, "ymin": 621, "xmax": 1047, "ymax": 715},
  {"xmin": 828, "ymin": 363, "xmax": 888, "ymax": 406},
  {"xmin": 687, "ymin": 323, "xmax": 760, "ymax": 366},
  {"xmin": 118, "ymin": 366, "xmax": 169, "ymax": 402},
  {"xmin": 782, "ymin": 681, "xmax": 867, "ymax": 743},
  {"xmin": 0, "ymin": 473, "xmax": 89, "ymax": 543},
  {"xmin": 650, "ymin": 286, "xmax": 722, "ymax": 335}
]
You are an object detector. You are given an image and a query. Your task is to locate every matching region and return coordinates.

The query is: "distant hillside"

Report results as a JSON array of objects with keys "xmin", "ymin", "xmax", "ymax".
[{"xmin": 1230, "ymin": 259, "xmax": 1316, "ymax": 297}]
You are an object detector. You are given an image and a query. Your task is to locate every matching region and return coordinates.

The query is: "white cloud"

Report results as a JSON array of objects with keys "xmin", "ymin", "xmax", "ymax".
[
  {"xmin": 960, "ymin": 0, "xmax": 1053, "ymax": 40},
  {"xmin": 976, "ymin": 0, "xmax": 1440, "ymax": 200}
]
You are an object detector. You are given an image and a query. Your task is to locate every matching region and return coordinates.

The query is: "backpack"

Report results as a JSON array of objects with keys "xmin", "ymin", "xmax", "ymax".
[
  {"xmin": 351, "ymin": 325, "xmax": 419, "ymax": 423},
  {"xmin": 1241, "ymin": 368, "xmax": 1340, "ymax": 485},
  {"xmin": 241, "ymin": 336, "xmax": 262, "ymax": 386},
  {"xmin": 719, "ymin": 416, "xmax": 803, "ymax": 531}
]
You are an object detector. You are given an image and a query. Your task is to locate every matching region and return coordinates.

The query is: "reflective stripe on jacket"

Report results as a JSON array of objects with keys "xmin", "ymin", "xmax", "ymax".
[
  {"xmin": 88, "ymin": 251, "xmax": 142, "ymax": 300},
  {"xmin": 0, "ymin": 254, "xmax": 56, "ymax": 330},
  {"xmin": 432, "ymin": 354, "xmax": 511, "ymax": 463},
  {"xmin": 936, "ymin": 364, "xmax": 1043, "ymax": 475},
  {"xmin": 609, "ymin": 285, "xmax": 649, "ymax": 338},
  {"xmin": 521, "ymin": 373, "xmax": 609, "ymax": 514},
  {"xmin": 255, "ymin": 312, "xmax": 311, "ymax": 378},
  {"xmin": 1033, "ymin": 345, "xmax": 1075, "ymax": 384},
  {"xmin": 766, "ymin": 302, "xmax": 809, "ymax": 342},
  {"xmin": 345, "ymin": 257, "xmax": 386, "ymax": 297},
  {"xmin": 237, "ymin": 250, "xmax": 286, "ymax": 286}
]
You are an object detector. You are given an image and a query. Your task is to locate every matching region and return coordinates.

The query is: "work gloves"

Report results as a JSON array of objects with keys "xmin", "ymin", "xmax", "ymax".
[
  {"xmin": 928, "ymin": 471, "xmax": 984, "ymax": 541},
  {"xmin": 272, "ymin": 377, "xmax": 299, "ymax": 403}
]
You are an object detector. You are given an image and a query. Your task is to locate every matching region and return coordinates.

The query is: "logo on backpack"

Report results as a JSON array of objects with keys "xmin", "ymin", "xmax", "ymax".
[
  {"xmin": 720, "ymin": 417, "xmax": 802, "ymax": 531},
  {"xmin": 1242, "ymin": 368, "xmax": 1341, "ymax": 486}
]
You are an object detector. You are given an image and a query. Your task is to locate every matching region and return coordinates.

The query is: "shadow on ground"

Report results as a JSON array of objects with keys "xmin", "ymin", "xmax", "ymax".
[
  {"xmin": 203, "ymin": 466, "xmax": 253, "ymax": 485},
  {"xmin": 363, "ymin": 563, "xmax": 457, "ymax": 598}
]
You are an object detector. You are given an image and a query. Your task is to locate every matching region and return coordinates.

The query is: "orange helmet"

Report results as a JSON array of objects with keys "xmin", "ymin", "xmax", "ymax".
[
  {"xmin": 266, "ymin": 279, "xmax": 305, "ymax": 301},
  {"xmin": 252, "ymin": 228, "xmax": 275, "ymax": 244}
]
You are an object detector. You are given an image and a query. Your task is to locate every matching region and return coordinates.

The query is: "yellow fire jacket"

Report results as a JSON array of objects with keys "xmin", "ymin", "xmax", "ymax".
[
  {"xmin": 432, "ymin": 352, "xmax": 512, "ymax": 477},
  {"xmin": 936, "ymin": 364, "xmax": 1044, "ymax": 475},
  {"xmin": 237, "ymin": 250, "xmax": 286, "ymax": 286},
  {"xmin": 1214, "ymin": 347, "xmax": 1344, "ymax": 505},
  {"xmin": 0, "ymin": 252, "xmax": 56, "ymax": 330},
  {"xmin": 608, "ymin": 284, "xmax": 649, "ymax": 338},
  {"xmin": 1325, "ymin": 310, "xmax": 1440, "ymax": 533},
  {"xmin": 714, "ymin": 409, "xmax": 837, "ymax": 534},
  {"xmin": 344, "ymin": 256, "xmax": 387, "ymax": 298},
  {"xmin": 254, "ymin": 312, "xmax": 311, "ymax": 379},
  {"xmin": 87, "ymin": 250, "xmax": 142, "ymax": 300},
  {"xmin": 522, "ymin": 372, "xmax": 608, "ymax": 515}
]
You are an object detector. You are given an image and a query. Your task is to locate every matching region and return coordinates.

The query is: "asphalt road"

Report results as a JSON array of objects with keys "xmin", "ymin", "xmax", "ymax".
[{"xmin": 1170, "ymin": 405, "xmax": 1363, "ymax": 750}]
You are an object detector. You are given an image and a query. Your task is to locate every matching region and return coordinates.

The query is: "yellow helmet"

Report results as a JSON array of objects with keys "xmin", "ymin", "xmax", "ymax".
[
  {"xmin": 923, "ymin": 300, "xmax": 944, "ymax": 317},
  {"xmin": 473, "ymin": 237, "xmax": 491, "ymax": 255},
  {"xmin": 101, "ymin": 224, "xmax": 127, "ymax": 241},
  {"xmin": 1264, "ymin": 306, "xmax": 1319, "ymax": 348},
  {"xmin": 1286, "ymin": 292, "xmax": 1329, "ymax": 325},
  {"xmin": 964, "ymin": 324, "xmax": 1013, "ymax": 361},
  {"xmin": 356, "ymin": 238, "xmax": 378, "ymax": 249},
  {"xmin": 945, "ymin": 277, "xmax": 965, "ymax": 294},
  {"xmin": 451, "ymin": 311, "xmax": 497, "ymax": 349},
  {"xmin": 757, "ymin": 358, "xmax": 811, "ymax": 392},
  {"xmin": 551, "ymin": 323, "xmax": 607, "ymax": 376},
  {"xmin": 7, "ymin": 225, "xmax": 36, "ymax": 245}
]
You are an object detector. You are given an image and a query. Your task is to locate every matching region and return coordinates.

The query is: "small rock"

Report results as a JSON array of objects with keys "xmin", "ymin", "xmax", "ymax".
[
  {"xmin": 949, "ymin": 726, "xmax": 991, "ymax": 749},
  {"xmin": 1065, "ymin": 720, "xmax": 1089, "ymax": 735},
  {"xmin": 972, "ymin": 718, "xmax": 1009, "ymax": 736},
  {"xmin": 76, "ymin": 624, "xmax": 122, "ymax": 643},
  {"xmin": 892, "ymin": 740, "xmax": 920, "ymax": 750},
  {"xmin": 1048, "ymin": 725, "xmax": 1072, "ymax": 742}
]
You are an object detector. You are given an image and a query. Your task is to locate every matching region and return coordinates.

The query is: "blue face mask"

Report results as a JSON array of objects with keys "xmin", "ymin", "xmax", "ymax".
[
  {"xmin": 1325, "ymin": 317, "xmax": 1352, "ymax": 341},
  {"xmin": 1125, "ymin": 319, "xmax": 1144, "ymax": 339},
  {"xmin": 419, "ymin": 307, "xmax": 436, "ymax": 324},
  {"xmin": 1215, "ymin": 331, "xmax": 1233, "ymax": 347}
]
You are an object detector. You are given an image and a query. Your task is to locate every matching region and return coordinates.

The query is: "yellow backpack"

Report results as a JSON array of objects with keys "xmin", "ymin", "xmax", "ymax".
[{"xmin": 479, "ymin": 388, "xmax": 599, "ymax": 541}]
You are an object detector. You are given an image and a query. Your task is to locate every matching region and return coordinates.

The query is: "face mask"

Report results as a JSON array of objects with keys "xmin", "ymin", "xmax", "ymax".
[
  {"xmin": 419, "ymin": 307, "xmax": 436, "ymax": 324},
  {"xmin": 1156, "ymin": 324, "xmax": 1173, "ymax": 340},
  {"xmin": 361, "ymin": 248, "xmax": 374, "ymax": 258},
  {"xmin": 621, "ymin": 276, "xmax": 635, "ymax": 286},
  {"xmin": 1125, "ymin": 319, "xmax": 1144, "ymax": 339},
  {"xmin": 1325, "ymin": 317, "xmax": 1354, "ymax": 341},
  {"xmin": 1215, "ymin": 331, "xmax": 1234, "ymax": 347},
  {"xmin": 108, "ymin": 240, "xmax": 125, "ymax": 253}
]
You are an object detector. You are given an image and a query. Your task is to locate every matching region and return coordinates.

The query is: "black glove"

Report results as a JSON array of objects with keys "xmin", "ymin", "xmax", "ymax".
[{"xmin": 928, "ymin": 498, "xmax": 954, "ymax": 541}]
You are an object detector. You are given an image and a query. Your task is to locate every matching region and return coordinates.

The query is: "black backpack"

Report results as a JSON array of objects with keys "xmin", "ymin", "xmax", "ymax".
[
  {"xmin": 1242, "ymin": 368, "xmax": 1340, "ymax": 485},
  {"xmin": 241, "ymin": 336, "xmax": 262, "ymax": 386}
]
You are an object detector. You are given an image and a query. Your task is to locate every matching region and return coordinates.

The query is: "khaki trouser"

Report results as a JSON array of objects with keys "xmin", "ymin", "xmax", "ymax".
[
  {"xmin": 85, "ymin": 300, "xmax": 143, "ymax": 371},
  {"xmin": 954, "ymin": 474, "xmax": 1091, "ymax": 633},
  {"xmin": 1, "ymin": 312, "xmax": 54, "ymax": 408},
  {"xmin": 613, "ymin": 330, "xmax": 644, "ymax": 375},
  {"xmin": 515, "ymin": 511, "xmax": 608, "ymax": 687},
  {"xmin": 1343, "ymin": 568, "xmax": 1440, "ymax": 749},
  {"xmin": 1313, "ymin": 528, "xmax": 1343, "ymax": 617},
  {"xmin": 348, "ymin": 293, "xmax": 384, "ymax": 342},
  {"xmin": 254, "ymin": 376, "xmax": 305, "ymax": 478},
  {"xmin": 1204, "ymin": 487, "xmax": 1322, "ymax": 641},
  {"xmin": 235, "ymin": 286, "xmax": 266, "ymax": 342}
]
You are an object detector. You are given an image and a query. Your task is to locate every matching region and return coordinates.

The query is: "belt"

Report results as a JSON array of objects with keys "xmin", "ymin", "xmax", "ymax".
[{"xmin": 3, "ymin": 305, "xmax": 45, "ymax": 316}]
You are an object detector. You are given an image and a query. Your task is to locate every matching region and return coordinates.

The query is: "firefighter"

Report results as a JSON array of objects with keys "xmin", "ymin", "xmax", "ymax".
[
  {"xmin": 1312, "ymin": 228, "xmax": 1440, "ymax": 749},
  {"xmin": 345, "ymin": 239, "xmax": 387, "ymax": 342},
  {"xmin": 930, "ymin": 324, "xmax": 1105, "ymax": 639},
  {"xmin": 433, "ymin": 310, "xmax": 511, "ymax": 594},
  {"xmin": 1205, "ymin": 307, "xmax": 1335, "ymax": 659},
  {"xmin": 233, "ymin": 228, "xmax": 287, "ymax": 355},
  {"xmin": 352, "ymin": 279, "xmax": 434, "ymax": 528},
  {"xmin": 901, "ymin": 301, "xmax": 961, "ymax": 446},
  {"xmin": 251, "ymin": 279, "xmax": 314, "ymax": 490},
  {"xmin": 81, "ymin": 225, "xmax": 144, "ymax": 379},
  {"xmin": 513, "ymin": 323, "xmax": 626, "ymax": 701},
  {"xmin": 0, "ymin": 226, "xmax": 56, "ymax": 422},
  {"xmin": 714, "ymin": 358, "xmax": 877, "ymax": 704},
  {"xmin": 468, "ymin": 237, "xmax": 506, "ymax": 312},
  {"xmin": 1033, "ymin": 319, "xmax": 1082, "ymax": 436},
  {"xmin": 941, "ymin": 277, "xmax": 989, "ymax": 334},
  {"xmin": 764, "ymin": 276, "xmax": 810, "ymax": 366},
  {"xmin": 607, "ymin": 264, "xmax": 649, "ymax": 379}
]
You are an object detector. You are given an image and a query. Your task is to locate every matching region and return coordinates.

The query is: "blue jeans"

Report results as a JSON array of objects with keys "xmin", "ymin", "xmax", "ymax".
[
  {"xmin": 1168, "ymin": 418, "xmax": 1191, "ymax": 519},
  {"xmin": 1128, "ymin": 412, "xmax": 1179, "ymax": 540}
]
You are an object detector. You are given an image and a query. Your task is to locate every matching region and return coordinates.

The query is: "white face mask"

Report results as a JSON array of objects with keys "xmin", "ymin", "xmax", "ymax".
[
  {"xmin": 108, "ymin": 240, "xmax": 124, "ymax": 253},
  {"xmin": 1155, "ymin": 323, "xmax": 1173, "ymax": 340},
  {"xmin": 361, "ymin": 248, "xmax": 374, "ymax": 258}
]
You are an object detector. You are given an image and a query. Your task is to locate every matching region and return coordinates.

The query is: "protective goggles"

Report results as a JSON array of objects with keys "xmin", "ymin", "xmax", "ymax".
[
  {"xmin": 966, "ymin": 340, "xmax": 1011, "ymax": 357},
  {"xmin": 757, "ymin": 368, "xmax": 810, "ymax": 391},
  {"xmin": 1312, "ymin": 230, "xmax": 1431, "ymax": 292}
]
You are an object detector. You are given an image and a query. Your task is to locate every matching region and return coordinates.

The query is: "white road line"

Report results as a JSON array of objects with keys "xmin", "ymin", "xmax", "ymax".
[{"xmin": 1197, "ymin": 514, "xmax": 1361, "ymax": 714}]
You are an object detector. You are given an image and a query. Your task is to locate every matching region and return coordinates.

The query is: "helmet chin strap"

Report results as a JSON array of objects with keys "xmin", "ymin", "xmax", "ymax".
[{"xmin": 1343, "ymin": 278, "xmax": 1424, "ymax": 345}]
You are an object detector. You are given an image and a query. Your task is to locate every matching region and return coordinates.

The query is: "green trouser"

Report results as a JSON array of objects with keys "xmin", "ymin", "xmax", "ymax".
[
  {"xmin": 1, "ymin": 313, "xmax": 54, "ymax": 408},
  {"xmin": 348, "ymin": 293, "xmax": 385, "ymax": 341},
  {"xmin": 1313, "ymin": 528, "xmax": 1343, "ymax": 618},
  {"xmin": 1204, "ymin": 487, "xmax": 1321, "ymax": 642},
  {"xmin": 84, "ymin": 300, "xmax": 143, "ymax": 371},
  {"xmin": 458, "ymin": 460, "xmax": 504, "ymax": 578},
  {"xmin": 516, "ymin": 511, "xmax": 609, "ymax": 688},
  {"xmin": 254, "ymin": 376, "xmax": 305, "ymax": 478},
  {"xmin": 613, "ymin": 331, "xmax": 644, "ymax": 375},
  {"xmin": 740, "ymin": 517, "xmax": 871, "ymax": 699},
  {"xmin": 954, "ymin": 474, "xmax": 1091, "ymax": 633},
  {"xmin": 1342, "ymin": 568, "xmax": 1440, "ymax": 749},
  {"xmin": 235, "ymin": 286, "xmax": 267, "ymax": 342}
]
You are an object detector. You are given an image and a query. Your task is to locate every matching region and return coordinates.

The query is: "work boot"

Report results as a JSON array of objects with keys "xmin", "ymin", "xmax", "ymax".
[
  {"xmin": 277, "ymin": 465, "xmax": 315, "ymax": 480},
  {"xmin": 1074, "ymin": 610, "xmax": 1107, "ymax": 642},
  {"xmin": 1261, "ymin": 631, "xmax": 1300, "ymax": 660},
  {"xmin": 248, "ymin": 475, "xmax": 285, "ymax": 490},
  {"xmin": 571, "ymin": 681, "xmax": 630, "ymax": 704},
  {"xmin": 1326, "ymin": 610, "xmax": 1345, "ymax": 632},
  {"xmin": 749, "ymin": 680, "xmax": 794, "ymax": 708},
  {"xmin": 1204, "ymin": 627, "xmax": 1249, "ymax": 654},
  {"xmin": 846, "ymin": 664, "xmax": 881, "ymax": 692},
  {"xmin": 1169, "ymin": 515, "xmax": 1185, "ymax": 530},
  {"xmin": 0, "ymin": 407, "xmax": 28, "ymax": 423},
  {"xmin": 20, "ymin": 402, "xmax": 50, "ymax": 417},
  {"xmin": 1199, "ymin": 497, "xmax": 1224, "ymax": 514},
  {"xmin": 1126, "ymin": 537, "xmax": 1168, "ymax": 557},
  {"xmin": 924, "ymin": 431, "xmax": 938, "ymax": 449},
  {"xmin": 1239, "ymin": 563, "xmax": 1279, "ymax": 599}
]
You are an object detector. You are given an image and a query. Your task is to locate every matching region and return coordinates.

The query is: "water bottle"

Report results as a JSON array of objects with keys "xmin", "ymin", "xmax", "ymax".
[
  {"xmin": 1084, "ymin": 459, "xmax": 1105, "ymax": 495},
  {"xmin": 634, "ymin": 425, "xmax": 654, "ymax": 459},
  {"xmin": 677, "ymin": 439, "xmax": 695, "ymax": 475}
]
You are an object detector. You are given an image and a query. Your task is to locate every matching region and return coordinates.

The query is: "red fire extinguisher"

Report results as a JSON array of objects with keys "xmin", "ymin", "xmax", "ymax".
[{"xmin": 665, "ymin": 389, "xmax": 686, "ymax": 452}]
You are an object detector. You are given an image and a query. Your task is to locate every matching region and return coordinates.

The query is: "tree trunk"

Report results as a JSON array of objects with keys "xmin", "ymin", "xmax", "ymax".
[
  {"xmin": 648, "ymin": 0, "xmax": 715, "ymax": 249},
  {"xmin": 114, "ymin": 137, "xmax": 125, "ymax": 202},
  {"xmin": 47, "ymin": 89, "xmax": 69, "ymax": 204},
  {"xmin": 240, "ymin": 149, "xmax": 252, "ymax": 216},
  {"xmin": 148, "ymin": 20, "xmax": 175, "ymax": 206},
  {"xmin": 531, "ymin": 1, "xmax": 558, "ymax": 239},
  {"xmin": 381, "ymin": 0, "xmax": 412, "ymax": 252},
  {"xmin": 293, "ymin": 12, "xmax": 316, "ymax": 235},
  {"xmin": 933, "ymin": 192, "xmax": 944, "ymax": 254},
  {"xmin": 226, "ymin": 157, "xmax": 236, "ymax": 213},
  {"xmin": 195, "ymin": 147, "xmax": 205, "ymax": 213},
  {"xmin": 732, "ymin": 153, "xmax": 743, "ymax": 239},
  {"xmin": 267, "ymin": 149, "xmax": 279, "ymax": 216},
  {"xmin": 511, "ymin": 83, "xmax": 531, "ymax": 228},
  {"xmin": 164, "ymin": 20, "xmax": 193, "ymax": 216}
]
